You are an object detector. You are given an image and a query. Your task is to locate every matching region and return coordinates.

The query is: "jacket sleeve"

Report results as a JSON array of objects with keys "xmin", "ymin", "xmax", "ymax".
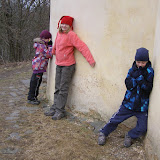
[
  {"xmin": 125, "ymin": 68, "xmax": 137, "ymax": 90},
  {"xmin": 52, "ymin": 33, "xmax": 58, "ymax": 55},
  {"xmin": 39, "ymin": 44, "xmax": 52, "ymax": 59},
  {"xmin": 33, "ymin": 43, "xmax": 40, "ymax": 57},
  {"xmin": 139, "ymin": 68, "xmax": 154, "ymax": 93},
  {"xmin": 33, "ymin": 43, "xmax": 52, "ymax": 59},
  {"xmin": 33, "ymin": 42, "xmax": 38, "ymax": 49},
  {"xmin": 45, "ymin": 46, "xmax": 53, "ymax": 59},
  {"xmin": 69, "ymin": 31, "xmax": 95, "ymax": 65}
]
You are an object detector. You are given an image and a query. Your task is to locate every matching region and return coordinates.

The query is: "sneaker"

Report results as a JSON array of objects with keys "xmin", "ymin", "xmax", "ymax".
[
  {"xmin": 52, "ymin": 111, "xmax": 65, "ymax": 120},
  {"xmin": 27, "ymin": 99, "xmax": 40, "ymax": 105},
  {"xmin": 124, "ymin": 133, "xmax": 132, "ymax": 148},
  {"xmin": 98, "ymin": 132, "xmax": 106, "ymax": 145},
  {"xmin": 44, "ymin": 108, "xmax": 55, "ymax": 116}
]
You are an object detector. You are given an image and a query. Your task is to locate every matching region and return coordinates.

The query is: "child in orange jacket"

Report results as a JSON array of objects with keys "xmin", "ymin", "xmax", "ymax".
[{"xmin": 45, "ymin": 16, "xmax": 96, "ymax": 120}]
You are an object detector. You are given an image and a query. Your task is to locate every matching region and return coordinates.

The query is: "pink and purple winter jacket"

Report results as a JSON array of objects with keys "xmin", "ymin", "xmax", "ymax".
[
  {"xmin": 32, "ymin": 38, "xmax": 52, "ymax": 73},
  {"xmin": 52, "ymin": 31, "xmax": 95, "ymax": 66}
]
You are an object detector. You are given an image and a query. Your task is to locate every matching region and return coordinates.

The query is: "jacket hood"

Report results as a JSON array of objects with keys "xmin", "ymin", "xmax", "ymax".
[{"xmin": 33, "ymin": 38, "xmax": 45, "ymax": 44}]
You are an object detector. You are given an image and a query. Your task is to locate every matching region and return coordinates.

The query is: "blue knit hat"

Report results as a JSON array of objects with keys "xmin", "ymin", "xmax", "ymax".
[{"xmin": 135, "ymin": 47, "xmax": 149, "ymax": 61}]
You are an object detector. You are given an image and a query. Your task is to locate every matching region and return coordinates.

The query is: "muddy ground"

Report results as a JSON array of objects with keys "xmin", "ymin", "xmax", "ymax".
[{"xmin": 0, "ymin": 62, "xmax": 147, "ymax": 160}]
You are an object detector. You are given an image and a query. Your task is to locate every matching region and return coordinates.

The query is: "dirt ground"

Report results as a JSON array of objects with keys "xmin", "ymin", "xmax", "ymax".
[{"xmin": 0, "ymin": 62, "xmax": 147, "ymax": 160}]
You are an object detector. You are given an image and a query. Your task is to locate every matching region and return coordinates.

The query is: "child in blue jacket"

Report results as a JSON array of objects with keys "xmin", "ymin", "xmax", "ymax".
[
  {"xmin": 98, "ymin": 47, "xmax": 154, "ymax": 147},
  {"xmin": 27, "ymin": 30, "xmax": 52, "ymax": 105}
]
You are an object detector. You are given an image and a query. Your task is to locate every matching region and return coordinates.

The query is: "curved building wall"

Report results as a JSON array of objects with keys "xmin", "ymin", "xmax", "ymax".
[
  {"xmin": 145, "ymin": 0, "xmax": 160, "ymax": 159},
  {"xmin": 48, "ymin": 0, "xmax": 159, "ymax": 158}
]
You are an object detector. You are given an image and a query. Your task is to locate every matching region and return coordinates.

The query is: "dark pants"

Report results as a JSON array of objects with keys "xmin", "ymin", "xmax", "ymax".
[
  {"xmin": 28, "ymin": 72, "xmax": 43, "ymax": 100},
  {"xmin": 52, "ymin": 64, "xmax": 75, "ymax": 113},
  {"xmin": 100, "ymin": 105, "xmax": 148, "ymax": 139}
]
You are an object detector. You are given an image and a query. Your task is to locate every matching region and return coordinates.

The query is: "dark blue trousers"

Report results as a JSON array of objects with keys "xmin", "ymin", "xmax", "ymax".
[{"xmin": 100, "ymin": 105, "xmax": 148, "ymax": 139}]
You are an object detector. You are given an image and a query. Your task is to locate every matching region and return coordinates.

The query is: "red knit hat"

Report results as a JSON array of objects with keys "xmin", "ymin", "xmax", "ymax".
[
  {"xmin": 58, "ymin": 16, "xmax": 74, "ymax": 29},
  {"xmin": 40, "ymin": 30, "xmax": 52, "ymax": 39}
]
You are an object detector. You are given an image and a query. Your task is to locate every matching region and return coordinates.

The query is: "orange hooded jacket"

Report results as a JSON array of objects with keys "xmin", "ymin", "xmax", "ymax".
[{"xmin": 52, "ymin": 30, "xmax": 95, "ymax": 66}]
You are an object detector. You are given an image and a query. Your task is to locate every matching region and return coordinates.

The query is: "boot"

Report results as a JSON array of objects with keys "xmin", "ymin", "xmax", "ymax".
[
  {"xmin": 52, "ymin": 111, "xmax": 65, "ymax": 120},
  {"xmin": 27, "ymin": 98, "xmax": 40, "ymax": 105},
  {"xmin": 124, "ymin": 133, "xmax": 132, "ymax": 148},
  {"xmin": 44, "ymin": 108, "xmax": 56, "ymax": 116},
  {"xmin": 98, "ymin": 132, "xmax": 106, "ymax": 146}
]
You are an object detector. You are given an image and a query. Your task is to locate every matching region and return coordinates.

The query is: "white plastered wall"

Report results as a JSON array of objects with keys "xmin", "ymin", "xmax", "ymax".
[
  {"xmin": 47, "ymin": 0, "xmax": 160, "ymax": 158},
  {"xmin": 48, "ymin": 0, "xmax": 157, "ymax": 118},
  {"xmin": 145, "ymin": 0, "xmax": 160, "ymax": 159}
]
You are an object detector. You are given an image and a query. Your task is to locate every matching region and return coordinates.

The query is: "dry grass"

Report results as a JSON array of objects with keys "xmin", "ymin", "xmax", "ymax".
[{"xmin": 0, "ymin": 62, "xmax": 147, "ymax": 160}]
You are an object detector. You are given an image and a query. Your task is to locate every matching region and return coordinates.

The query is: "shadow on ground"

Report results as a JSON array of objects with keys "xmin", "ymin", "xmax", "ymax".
[{"xmin": 0, "ymin": 62, "xmax": 146, "ymax": 160}]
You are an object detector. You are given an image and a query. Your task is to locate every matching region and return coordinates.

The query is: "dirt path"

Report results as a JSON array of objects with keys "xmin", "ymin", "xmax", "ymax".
[{"xmin": 0, "ymin": 62, "xmax": 147, "ymax": 160}]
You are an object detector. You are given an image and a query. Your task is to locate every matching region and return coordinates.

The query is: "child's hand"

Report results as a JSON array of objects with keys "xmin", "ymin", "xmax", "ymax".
[
  {"xmin": 48, "ymin": 40, "xmax": 53, "ymax": 46},
  {"xmin": 90, "ymin": 62, "xmax": 96, "ymax": 67},
  {"xmin": 136, "ymin": 75, "xmax": 143, "ymax": 81}
]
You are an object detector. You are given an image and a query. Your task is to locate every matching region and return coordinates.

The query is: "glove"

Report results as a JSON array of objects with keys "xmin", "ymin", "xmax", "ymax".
[
  {"xmin": 138, "ymin": 66, "xmax": 148, "ymax": 79},
  {"xmin": 48, "ymin": 40, "xmax": 53, "ymax": 46},
  {"xmin": 136, "ymin": 75, "xmax": 144, "ymax": 85}
]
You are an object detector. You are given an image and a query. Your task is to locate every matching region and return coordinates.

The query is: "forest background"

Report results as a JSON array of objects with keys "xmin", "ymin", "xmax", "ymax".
[{"xmin": 0, "ymin": 0, "xmax": 50, "ymax": 63}]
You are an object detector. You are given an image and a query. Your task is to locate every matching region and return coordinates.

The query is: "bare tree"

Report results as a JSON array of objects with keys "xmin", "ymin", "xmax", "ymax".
[{"xmin": 0, "ymin": 0, "xmax": 50, "ymax": 62}]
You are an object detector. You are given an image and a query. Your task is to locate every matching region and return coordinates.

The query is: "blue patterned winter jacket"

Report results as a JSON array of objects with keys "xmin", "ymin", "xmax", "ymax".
[{"xmin": 122, "ymin": 61, "xmax": 154, "ymax": 112}]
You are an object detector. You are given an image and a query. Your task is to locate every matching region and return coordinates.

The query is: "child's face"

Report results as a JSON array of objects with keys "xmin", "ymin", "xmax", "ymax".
[
  {"xmin": 43, "ymin": 38, "xmax": 50, "ymax": 43},
  {"xmin": 60, "ymin": 24, "xmax": 70, "ymax": 32},
  {"xmin": 136, "ymin": 61, "xmax": 148, "ymax": 68}
]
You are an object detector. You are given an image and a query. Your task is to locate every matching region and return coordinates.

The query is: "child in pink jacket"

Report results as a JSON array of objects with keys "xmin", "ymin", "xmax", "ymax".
[
  {"xmin": 45, "ymin": 16, "xmax": 96, "ymax": 120},
  {"xmin": 28, "ymin": 30, "xmax": 52, "ymax": 105}
]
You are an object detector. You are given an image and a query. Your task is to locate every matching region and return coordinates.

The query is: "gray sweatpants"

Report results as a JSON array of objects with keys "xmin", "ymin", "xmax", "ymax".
[{"xmin": 52, "ymin": 64, "xmax": 75, "ymax": 113}]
